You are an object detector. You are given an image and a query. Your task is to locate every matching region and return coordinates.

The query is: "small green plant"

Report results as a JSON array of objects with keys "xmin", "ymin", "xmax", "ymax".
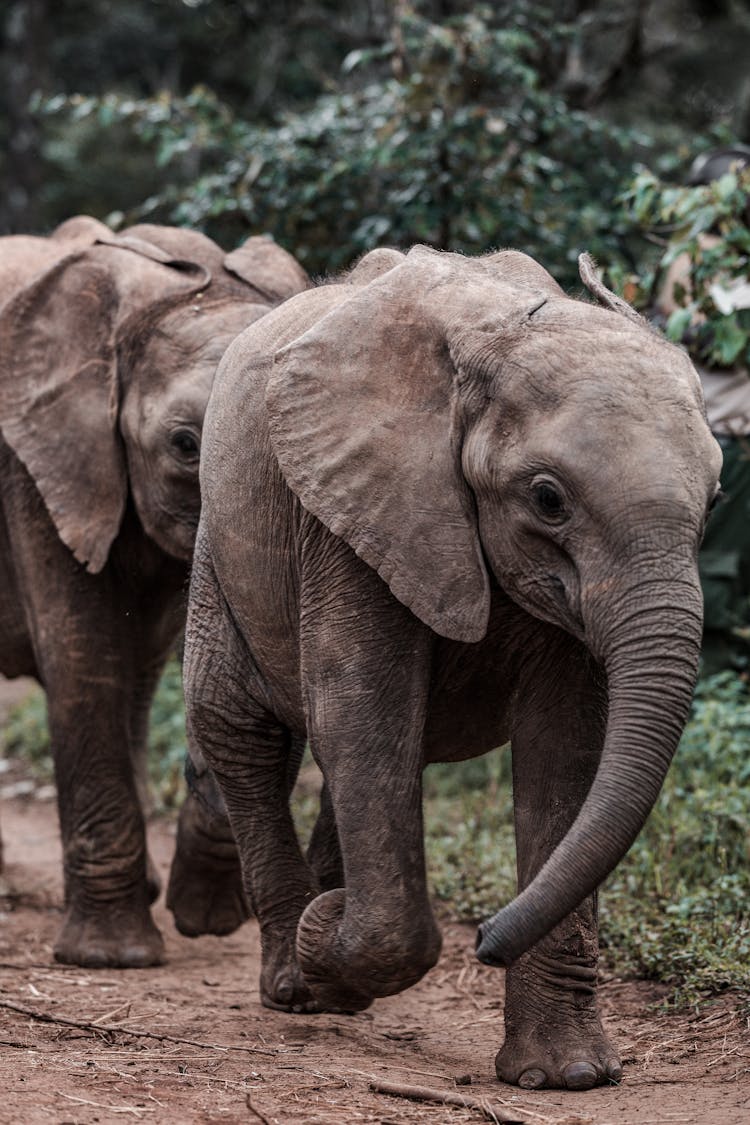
[{"xmin": 144, "ymin": 658, "xmax": 189, "ymax": 809}]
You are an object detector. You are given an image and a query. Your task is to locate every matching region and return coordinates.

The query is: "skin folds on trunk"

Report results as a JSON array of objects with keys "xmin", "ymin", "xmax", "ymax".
[{"xmin": 476, "ymin": 577, "xmax": 703, "ymax": 967}]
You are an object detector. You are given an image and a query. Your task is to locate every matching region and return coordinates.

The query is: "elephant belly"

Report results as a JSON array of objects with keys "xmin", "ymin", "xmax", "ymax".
[
  {"xmin": 0, "ymin": 453, "xmax": 36, "ymax": 679},
  {"xmin": 423, "ymin": 682, "xmax": 512, "ymax": 765},
  {"xmin": 0, "ymin": 572, "xmax": 35, "ymax": 680},
  {"xmin": 422, "ymin": 594, "xmax": 534, "ymax": 765}
]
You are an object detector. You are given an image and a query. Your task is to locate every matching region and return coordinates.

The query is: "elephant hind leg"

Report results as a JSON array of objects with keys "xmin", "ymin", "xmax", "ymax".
[
  {"xmin": 166, "ymin": 787, "xmax": 250, "ymax": 938},
  {"xmin": 183, "ymin": 552, "xmax": 318, "ymax": 1012}
]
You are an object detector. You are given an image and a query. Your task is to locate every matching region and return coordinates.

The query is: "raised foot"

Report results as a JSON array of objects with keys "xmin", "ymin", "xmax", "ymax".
[
  {"xmin": 54, "ymin": 904, "xmax": 165, "ymax": 968},
  {"xmin": 495, "ymin": 1016, "xmax": 622, "ymax": 1090},
  {"xmin": 296, "ymin": 889, "xmax": 439, "ymax": 1012},
  {"xmin": 166, "ymin": 794, "xmax": 250, "ymax": 938}
]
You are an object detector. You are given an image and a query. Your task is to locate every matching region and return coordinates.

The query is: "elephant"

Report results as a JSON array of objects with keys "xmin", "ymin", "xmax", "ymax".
[
  {"xmin": 180, "ymin": 244, "xmax": 720, "ymax": 1089},
  {"xmin": 0, "ymin": 214, "xmax": 309, "ymax": 968}
]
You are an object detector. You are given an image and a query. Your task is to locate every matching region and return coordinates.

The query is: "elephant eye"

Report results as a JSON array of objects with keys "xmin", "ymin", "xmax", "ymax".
[
  {"xmin": 532, "ymin": 479, "xmax": 567, "ymax": 523},
  {"xmin": 170, "ymin": 428, "xmax": 200, "ymax": 462}
]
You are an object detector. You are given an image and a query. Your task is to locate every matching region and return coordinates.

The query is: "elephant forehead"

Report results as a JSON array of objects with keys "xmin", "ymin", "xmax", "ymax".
[{"xmin": 501, "ymin": 311, "xmax": 702, "ymax": 412}]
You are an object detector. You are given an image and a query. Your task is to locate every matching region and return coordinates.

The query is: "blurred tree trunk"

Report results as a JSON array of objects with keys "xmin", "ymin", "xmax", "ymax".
[{"xmin": 1, "ymin": 0, "xmax": 49, "ymax": 233}]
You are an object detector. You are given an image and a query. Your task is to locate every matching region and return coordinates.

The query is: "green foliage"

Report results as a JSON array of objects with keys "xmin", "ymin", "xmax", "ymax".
[
  {"xmin": 1, "ymin": 659, "xmax": 187, "ymax": 811},
  {"xmin": 424, "ymin": 749, "xmax": 517, "ymax": 920},
  {"xmin": 620, "ymin": 164, "xmax": 750, "ymax": 368},
  {"xmin": 1, "ymin": 688, "xmax": 52, "ymax": 780},
  {"xmin": 144, "ymin": 657, "xmax": 189, "ymax": 809},
  {"xmin": 38, "ymin": 4, "xmax": 643, "ymax": 284}
]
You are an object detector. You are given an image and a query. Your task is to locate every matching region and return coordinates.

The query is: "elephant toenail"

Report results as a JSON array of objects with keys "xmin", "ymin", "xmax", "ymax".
[
  {"xmin": 518, "ymin": 1068, "xmax": 547, "ymax": 1089},
  {"xmin": 606, "ymin": 1059, "xmax": 623, "ymax": 1083},
  {"xmin": 562, "ymin": 1062, "xmax": 598, "ymax": 1090}
]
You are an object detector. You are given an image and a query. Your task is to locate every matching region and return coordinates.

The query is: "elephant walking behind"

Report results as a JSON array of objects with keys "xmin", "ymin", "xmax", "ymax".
[
  {"xmin": 0, "ymin": 215, "xmax": 309, "ymax": 968},
  {"xmin": 182, "ymin": 245, "xmax": 720, "ymax": 1089}
]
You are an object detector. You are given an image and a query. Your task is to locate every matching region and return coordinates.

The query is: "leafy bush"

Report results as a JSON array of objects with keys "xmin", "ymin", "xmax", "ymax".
[
  {"xmin": 424, "ymin": 748, "xmax": 517, "ymax": 920},
  {"xmin": 38, "ymin": 5, "xmax": 643, "ymax": 286},
  {"xmin": 619, "ymin": 163, "xmax": 750, "ymax": 367},
  {"xmin": 2, "ymin": 688, "xmax": 52, "ymax": 780}
]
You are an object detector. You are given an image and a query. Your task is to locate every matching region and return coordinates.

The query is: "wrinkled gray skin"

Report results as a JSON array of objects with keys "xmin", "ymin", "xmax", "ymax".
[
  {"xmin": 182, "ymin": 246, "xmax": 720, "ymax": 1089},
  {"xmin": 0, "ymin": 215, "xmax": 309, "ymax": 968}
]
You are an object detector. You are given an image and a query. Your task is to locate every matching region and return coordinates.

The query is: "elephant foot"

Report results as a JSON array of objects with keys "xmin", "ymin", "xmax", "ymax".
[
  {"xmin": 166, "ymin": 792, "xmax": 250, "ymax": 938},
  {"xmin": 295, "ymin": 889, "xmax": 441, "ymax": 1012},
  {"xmin": 260, "ymin": 931, "xmax": 324, "ymax": 1013},
  {"xmin": 494, "ymin": 907, "xmax": 621, "ymax": 1090},
  {"xmin": 54, "ymin": 901, "xmax": 165, "ymax": 968},
  {"xmin": 497, "ymin": 951, "xmax": 621, "ymax": 1091},
  {"xmin": 495, "ymin": 1014, "xmax": 621, "ymax": 1090}
]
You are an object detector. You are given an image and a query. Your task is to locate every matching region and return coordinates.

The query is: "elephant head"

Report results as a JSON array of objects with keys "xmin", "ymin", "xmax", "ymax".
[
  {"xmin": 265, "ymin": 245, "xmax": 721, "ymax": 966},
  {"xmin": 0, "ymin": 221, "xmax": 309, "ymax": 570}
]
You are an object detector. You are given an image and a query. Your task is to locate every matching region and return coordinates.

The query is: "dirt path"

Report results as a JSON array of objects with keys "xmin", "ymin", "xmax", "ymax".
[{"xmin": 0, "ymin": 745, "xmax": 748, "ymax": 1122}]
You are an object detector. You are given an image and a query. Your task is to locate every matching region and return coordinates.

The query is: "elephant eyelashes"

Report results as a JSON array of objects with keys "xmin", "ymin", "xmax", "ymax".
[
  {"xmin": 170, "ymin": 429, "xmax": 200, "ymax": 461},
  {"xmin": 532, "ymin": 479, "xmax": 567, "ymax": 523}
]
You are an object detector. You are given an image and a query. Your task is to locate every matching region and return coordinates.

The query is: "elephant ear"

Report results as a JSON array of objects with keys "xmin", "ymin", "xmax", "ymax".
[
  {"xmin": 223, "ymin": 235, "xmax": 310, "ymax": 302},
  {"xmin": 347, "ymin": 247, "xmax": 405, "ymax": 285},
  {"xmin": 0, "ymin": 252, "xmax": 125, "ymax": 572},
  {"xmin": 266, "ymin": 258, "xmax": 490, "ymax": 643},
  {"xmin": 51, "ymin": 215, "xmax": 114, "ymax": 243},
  {"xmin": 482, "ymin": 249, "xmax": 565, "ymax": 296}
]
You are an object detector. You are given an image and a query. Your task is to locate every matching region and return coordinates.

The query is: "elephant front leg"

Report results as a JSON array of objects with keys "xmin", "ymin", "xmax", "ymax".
[
  {"xmin": 496, "ymin": 636, "xmax": 621, "ymax": 1090},
  {"xmin": 49, "ymin": 685, "xmax": 164, "ymax": 969},
  {"xmin": 295, "ymin": 562, "xmax": 442, "ymax": 1012}
]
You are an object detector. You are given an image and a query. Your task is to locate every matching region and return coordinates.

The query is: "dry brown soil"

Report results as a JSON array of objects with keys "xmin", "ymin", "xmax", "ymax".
[{"xmin": 0, "ymin": 681, "xmax": 749, "ymax": 1125}]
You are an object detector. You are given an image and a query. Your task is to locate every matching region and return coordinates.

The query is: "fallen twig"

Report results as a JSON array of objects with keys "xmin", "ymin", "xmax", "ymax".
[
  {"xmin": 368, "ymin": 1079, "xmax": 593, "ymax": 1124},
  {"xmin": 59, "ymin": 1093, "xmax": 153, "ymax": 1117},
  {"xmin": 245, "ymin": 1095, "xmax": 273, "ymax": 1125},
  {"xmin": 0, "ymin": 998, "xmax": 278, "ymax": 1056}
]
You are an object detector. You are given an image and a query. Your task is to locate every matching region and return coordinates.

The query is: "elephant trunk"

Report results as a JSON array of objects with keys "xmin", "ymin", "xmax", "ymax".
[{"xmin": 476, "ymin": 572, "xmax": 702, "ymax": 967}]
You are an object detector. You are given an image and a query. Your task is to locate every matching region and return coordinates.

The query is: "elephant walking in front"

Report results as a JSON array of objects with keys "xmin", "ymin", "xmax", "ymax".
[
  {"xmin": 182, "ymin": 246, "xmax": 720, "ymax": 1088},
  {"xmin": 0, "ymin": 215, "xmax": 309, "ymax": 967}
]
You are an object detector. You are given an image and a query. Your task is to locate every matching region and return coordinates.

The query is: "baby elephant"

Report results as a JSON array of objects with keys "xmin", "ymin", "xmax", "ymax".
[
  {"xmin": 183, "ymin": 246, "xmax": 720, "ymax": 1089},
  {"xmin": 0, "ymin": 215, "xmax": 309, "ymax": 968}
]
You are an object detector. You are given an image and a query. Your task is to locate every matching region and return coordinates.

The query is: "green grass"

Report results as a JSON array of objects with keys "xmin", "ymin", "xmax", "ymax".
[
  {"xmin": 1, "ymin": 659, "xmax": 188, "ymax": 810},
  {"xmin": 3, "ymin": 664, "xmax": 749, "ymax": 1008}
]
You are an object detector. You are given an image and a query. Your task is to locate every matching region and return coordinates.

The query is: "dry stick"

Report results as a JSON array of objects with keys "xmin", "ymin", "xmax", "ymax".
[
  {"xmin": 369, "ymin": 1079, "xmax": 593, "ymax": 1125},
  {"xmin": 245, "ymin": 1095, "xmax": 273, "ymax": 1125},
  {"xmin": 0, "ymin": 999, "xmax": 278, "ymax": 1057}
]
